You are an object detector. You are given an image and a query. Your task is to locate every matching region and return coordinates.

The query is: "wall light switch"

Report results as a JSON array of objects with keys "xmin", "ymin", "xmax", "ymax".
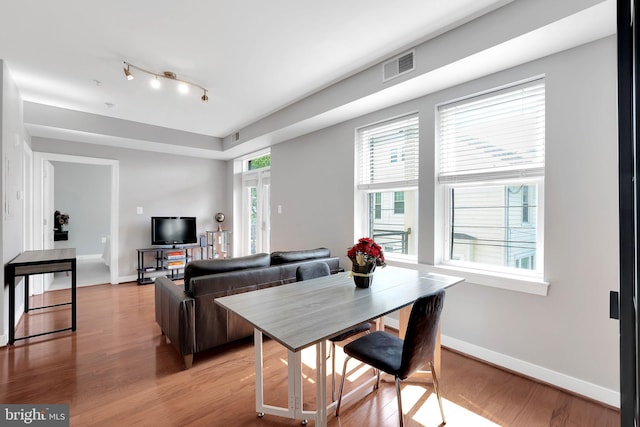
[
  {"xmin": 136, "ymin": 206, "xmax": 144, "ymax": 215},
  {"xmin": 277, "ymin": 205, "xmax": 282, "ymax": 214}
]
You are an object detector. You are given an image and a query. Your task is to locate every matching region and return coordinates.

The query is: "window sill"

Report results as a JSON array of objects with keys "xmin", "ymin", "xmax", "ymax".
[{"xmin": 385, "ymin": 259, "xmax": 549, "ymax": 296}]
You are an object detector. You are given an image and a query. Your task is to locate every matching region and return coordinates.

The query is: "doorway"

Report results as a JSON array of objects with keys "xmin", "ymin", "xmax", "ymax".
[{"xmin": 33, "ymin": 152, "xmax": 119, "ymax": 285}]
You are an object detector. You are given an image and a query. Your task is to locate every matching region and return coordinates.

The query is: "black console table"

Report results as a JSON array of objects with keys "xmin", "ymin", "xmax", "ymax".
[
  {"xmin": 5, "ymin": 248, "xmax": 77, "ymax": 344},
  {"xmin": 136, "ymin": 246, "xmax": 201, "ymax": 285}
]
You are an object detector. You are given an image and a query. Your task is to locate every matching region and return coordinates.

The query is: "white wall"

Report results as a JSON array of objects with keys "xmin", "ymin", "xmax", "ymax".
[
  {"xmin": 31, "ymin": 139, "xmax": 230, "ymax": 281},
  {"xmin": 271, "ymin": 36, "xmax": 619, "ymax": 405},
  {"xmin": 52, "ymin": 161, "xmax": 110, "ymax": 255},
  {"xmin": 1, "ymin": 60, "xmax": 27, "ymax": 345}
]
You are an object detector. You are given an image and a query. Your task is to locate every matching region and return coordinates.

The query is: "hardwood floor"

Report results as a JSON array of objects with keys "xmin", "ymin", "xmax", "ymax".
[{"xmin": 2, "ymin": 282, "xmax": 619, "ymax": 426}]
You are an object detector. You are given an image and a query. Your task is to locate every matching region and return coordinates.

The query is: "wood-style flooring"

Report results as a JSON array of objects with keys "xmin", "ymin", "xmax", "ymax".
[{"xmin": 1, "ymin": 282, "xmax": 620, "ymax": 426}]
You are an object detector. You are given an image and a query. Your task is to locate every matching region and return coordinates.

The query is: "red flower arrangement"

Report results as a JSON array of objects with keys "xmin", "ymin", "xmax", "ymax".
[{"xmin": 347, "ymin": 237, "xmax": 386, "ymax": 268}]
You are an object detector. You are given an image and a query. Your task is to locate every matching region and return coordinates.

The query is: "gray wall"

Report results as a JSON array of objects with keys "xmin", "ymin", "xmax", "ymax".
[
  {"xmin": 271, "ymin": 37, "xmax": 619, "ymax": 404},
  {"xmin": 31, "ymin": 139, "xmax": 230, "ymax": 279},
  {"xmin": 52, "ymin": 161, "xmax": 110, "ymax": 256}
]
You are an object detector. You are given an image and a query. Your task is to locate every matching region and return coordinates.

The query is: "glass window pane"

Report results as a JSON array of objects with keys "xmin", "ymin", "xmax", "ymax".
[
  {"xmin": 248, "ymin": 154, "xmax": 271, "ymax": 170},
  {"xmin": 369, "ymin": 190, "xmax": 416, "ymax": 256},
  {"xmin": 449, "ymin": 184, "xmax": 537, "ymax": 271}
]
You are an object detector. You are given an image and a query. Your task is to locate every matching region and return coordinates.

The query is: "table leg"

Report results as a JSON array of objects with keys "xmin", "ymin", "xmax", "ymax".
[
  {"xmin": 289, "ymin": 350, "xmax": 303, "ymax": 417},
  {"xmin": 8, "ymin": 267, "xmax": 15, "ymax": 345},
  {"xmin": 315, "ymin": 340, "xmax": 327, "ymax": 426},
  {"xmin": 254, "ymin": 329, "xmax": 265, "ymax": 415},
  {"xmin": 71, "ymin": 259, "xmax": 77, "ymax": 331},
  {"xmin": 24, "ymin": 275, "xmax": 29, "ymax": 313}
]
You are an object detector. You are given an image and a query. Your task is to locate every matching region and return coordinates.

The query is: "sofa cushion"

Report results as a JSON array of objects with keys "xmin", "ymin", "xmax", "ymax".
[
  {"xmin": 270, "ymin": 247, "xmax": 331, "ymax": 265},
  {"xmin": 185, "ymin": 253, "xmax": 271, "ymax": 287}
]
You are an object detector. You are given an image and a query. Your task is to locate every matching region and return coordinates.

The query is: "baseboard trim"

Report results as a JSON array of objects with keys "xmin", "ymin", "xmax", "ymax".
[
  {"xmin": 441, "ymin": 335, "xmax": 620, "ymax": 408},
  {"xmin": 76, "ymin": 254, "xmax": 103, "ymax": 261},
  {"xmin": 119, "ymin": 275, "xmax": 137, "ymax": 284},
  {"xmin": 382, "ymin": 315, "xmax": 619, "ymax": 408}
]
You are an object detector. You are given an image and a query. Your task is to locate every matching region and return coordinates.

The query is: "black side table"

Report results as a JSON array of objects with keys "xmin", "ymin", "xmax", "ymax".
[{"xmin": 6, "ymin": 248, "xmax": 77, "ymax": 344}]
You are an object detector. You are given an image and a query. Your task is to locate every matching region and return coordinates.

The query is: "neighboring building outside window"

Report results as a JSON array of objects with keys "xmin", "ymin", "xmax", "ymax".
[
  {"xmin": 437, "ymin": 79, "xmax": 545, "ymax": 276},
  {"xmin": 356, "ymin": 114, "xmax": 418, "ymax": 258},
  {"xmin": 394, "ymin": 192, "xmax": 405, "ymax": 215}
]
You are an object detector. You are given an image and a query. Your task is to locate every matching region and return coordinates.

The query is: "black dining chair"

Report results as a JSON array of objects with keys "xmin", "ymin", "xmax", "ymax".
[
  {"xmin": 335, "ymin": 289, "xmax": 446, "ymax": 427},
  {"xmin": 295, "ymin": 262, "xmax": 372, "ymax": 401}
]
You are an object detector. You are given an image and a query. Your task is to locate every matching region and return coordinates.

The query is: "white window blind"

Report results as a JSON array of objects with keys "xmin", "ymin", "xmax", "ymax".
[
  {"xmin": 438, "ymin": 80, "xmax": 545, "ymax": 183},
  {"xmin": 358, "ymin": 114, "xmax": 419, "ymax": 190}
]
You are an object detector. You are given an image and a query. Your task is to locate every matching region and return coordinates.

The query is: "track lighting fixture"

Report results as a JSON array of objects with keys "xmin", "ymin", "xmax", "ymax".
[{"xmin": 122, "ymin": 61, "xmax": 208, "ymax": 102}]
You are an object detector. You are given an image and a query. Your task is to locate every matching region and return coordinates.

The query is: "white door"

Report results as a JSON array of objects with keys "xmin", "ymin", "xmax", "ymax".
[{"xmin": 41, "ymin": 160, "xmax": 55, "ymax": 290}]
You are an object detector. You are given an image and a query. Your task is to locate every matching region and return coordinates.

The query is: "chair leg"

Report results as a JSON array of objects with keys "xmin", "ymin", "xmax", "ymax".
[
  {"xmin": 430, "ymin": 360, "xmax": 446, "ymax": 425},
  {"xmin": 395, "ymin": 377, "xmax": 404, "ymax": 427},
  {"xmin": 335, "ymin": 356, "xmax": 351, "ymax": 416}
]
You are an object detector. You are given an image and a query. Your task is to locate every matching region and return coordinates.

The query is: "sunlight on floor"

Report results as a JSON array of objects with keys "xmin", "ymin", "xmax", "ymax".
[
  {"xmin": 410, "ymin": 393, "xmax": 503, "ymax": 426},
  {"xmin": 293, "ymin": 344, "xmax": 502, "ymax": 426}
]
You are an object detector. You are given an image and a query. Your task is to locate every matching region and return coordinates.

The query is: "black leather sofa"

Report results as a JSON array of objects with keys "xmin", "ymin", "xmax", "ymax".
[{"xmin": 154, "ymin": 248, "xmax": 340, "ymax": 368}]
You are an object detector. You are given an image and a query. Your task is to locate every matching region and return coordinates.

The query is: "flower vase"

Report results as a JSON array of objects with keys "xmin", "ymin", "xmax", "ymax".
[{"xmin": 351, "ymin": 262, "xmax": 376, "ymax": 288}]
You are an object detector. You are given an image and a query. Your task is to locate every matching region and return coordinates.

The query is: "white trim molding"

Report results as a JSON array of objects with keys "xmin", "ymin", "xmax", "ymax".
[{"xmin": 441, "ymin": 335, "xmax": 620, "ymax": 408}]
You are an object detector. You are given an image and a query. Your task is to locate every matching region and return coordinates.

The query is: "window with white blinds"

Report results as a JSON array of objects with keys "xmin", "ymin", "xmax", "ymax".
[
  {"xmin": 437, "ymin": 79, "xmax": 545, "ymax": 277},
  {"xmin": 438, "ymin": 79, "xmax": 545, "ymax": 183},
  {"xmin": 356, "ymin": 114, "xmax": 419, "ymax": 258},
  {"xmin": 358, "ymin": 114, "xmax": 419, "ymax": 190}
]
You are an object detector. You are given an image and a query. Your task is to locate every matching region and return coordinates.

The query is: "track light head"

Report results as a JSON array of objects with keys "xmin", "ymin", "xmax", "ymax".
[
  {"xmin": 124, "ymin": 64, "xmax": 134, "ymax": 80},
  {"xmin": 201, "ymin": 90, "xmax": 209, "ymax": 103}
]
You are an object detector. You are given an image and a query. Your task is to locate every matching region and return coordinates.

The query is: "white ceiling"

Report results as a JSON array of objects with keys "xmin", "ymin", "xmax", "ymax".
[
  {"xmin": 0, "ymin": 0, "xmax": 616, "ymax": 159},
  {"xmin": 0, "ymin": 1, "xmax": 510, "ymax": 134}
]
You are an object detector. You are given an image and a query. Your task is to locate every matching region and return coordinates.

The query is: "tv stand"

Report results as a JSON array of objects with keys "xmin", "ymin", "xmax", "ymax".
[{"xmin": 136, "ymin": 245, "xmax": 199, "ymax": 285}]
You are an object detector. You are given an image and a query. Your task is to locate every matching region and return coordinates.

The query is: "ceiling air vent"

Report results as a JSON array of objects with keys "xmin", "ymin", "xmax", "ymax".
[{"xmin": 382, "ymin": 50, "xmax": 415, "ymax": 82}]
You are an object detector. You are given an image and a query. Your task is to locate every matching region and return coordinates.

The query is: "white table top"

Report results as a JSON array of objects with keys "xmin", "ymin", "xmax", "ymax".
[{"xmin": 215, "ymin": 265, "xmax": 463, "ymax": 352}]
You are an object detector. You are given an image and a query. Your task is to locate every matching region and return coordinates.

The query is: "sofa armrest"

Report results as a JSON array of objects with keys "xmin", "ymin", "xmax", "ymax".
[{"xmin": 155, "ymin": 277, "xmax": 196, "ymax": 367}]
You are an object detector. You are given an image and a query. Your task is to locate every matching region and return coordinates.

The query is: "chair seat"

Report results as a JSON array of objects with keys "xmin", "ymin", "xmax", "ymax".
[
  {"xmin": 329, "ymin": 322, "xmax": 372, "ymax": 342},
  {"xmin": 343, "ymin": 330, "xmax": 404, "ymax": 377}
]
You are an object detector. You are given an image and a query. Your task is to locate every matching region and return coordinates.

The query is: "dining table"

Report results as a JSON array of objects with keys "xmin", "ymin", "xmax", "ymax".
[{"xmin": 215, "ymin": 265, "xmax": 463, "ymax": 426}]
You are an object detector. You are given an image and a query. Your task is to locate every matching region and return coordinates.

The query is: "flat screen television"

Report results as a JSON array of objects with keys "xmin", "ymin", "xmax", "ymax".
[{"xmin": 151, "ymin": 216, "xmax": 197, "ymax": 247}]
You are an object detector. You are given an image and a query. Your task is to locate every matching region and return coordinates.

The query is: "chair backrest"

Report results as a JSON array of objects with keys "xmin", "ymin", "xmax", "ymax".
[
  {"xmin": 398, "ymin": 289, "xmax": 446, "ymax": 380},
  {"xmin": 296, "ymin": 261, "xmax": 330, "ymax": 281}
]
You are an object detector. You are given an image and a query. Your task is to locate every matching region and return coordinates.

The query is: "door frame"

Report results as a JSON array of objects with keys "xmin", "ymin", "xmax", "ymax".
[
  {"xmin": 22, "ymin": 142, "xmax": 33, "ymax": 251},
  {"xmin": 33, "ymin": 152, "xmax": 119, "ymax": 284},
  {"xmin": 617, "ymin": 0, "xmax": 638, "ymax": 424}
]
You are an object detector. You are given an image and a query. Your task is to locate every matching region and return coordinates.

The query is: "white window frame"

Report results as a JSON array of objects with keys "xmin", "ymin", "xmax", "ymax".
[
  {"xmin": 433, "ymin": 78, "xmax": 548, "ymax": 294},
  {"xmin": 355, "ymin": 113, "xmax": 419, "ymax": 262}
]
